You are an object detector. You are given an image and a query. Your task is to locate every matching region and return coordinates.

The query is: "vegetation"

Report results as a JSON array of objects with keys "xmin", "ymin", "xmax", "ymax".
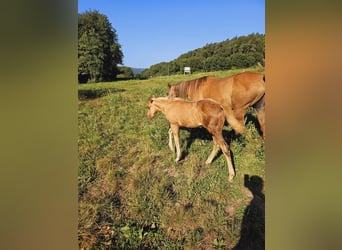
[
  {"xmin": 78, "ymin": 67, "xmax": 265, "ymax": 249},
  {"xmin": 77, "ymin": 9, "xmax": 264, "ymax": 83},
  {"xmin": 117, "ymin": 66, "xmax": 135, "ymax": 80},
  {"xmin": 141, "ymin": 33, "xmax": 264, "ymax": 78},
  {"xmin": 78, "ymin": 10, "xmax": 123, "ymax": 83}
]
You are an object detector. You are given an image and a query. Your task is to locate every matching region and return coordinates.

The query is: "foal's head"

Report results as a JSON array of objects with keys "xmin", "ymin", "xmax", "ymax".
[{"xmin": 147, "ymin": 97, "xmax": 160, "ymax": 119}]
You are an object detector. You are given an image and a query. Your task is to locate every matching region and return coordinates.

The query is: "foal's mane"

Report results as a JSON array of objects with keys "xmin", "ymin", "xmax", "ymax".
[{"xmin": 175, "ymin": 76, "xmax": 209, "ymax": 98}]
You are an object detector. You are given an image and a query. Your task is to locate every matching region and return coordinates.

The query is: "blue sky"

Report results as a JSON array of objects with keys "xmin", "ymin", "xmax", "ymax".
[{"xmin": 78, "ymin": 0, "xmax": 265, "ymax": 69}]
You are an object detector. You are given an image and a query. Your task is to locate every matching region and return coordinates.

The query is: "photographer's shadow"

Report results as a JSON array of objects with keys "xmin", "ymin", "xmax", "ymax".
[{"xmin": 233, "ymin": 175, "xmax": 265, "ymax": 250}]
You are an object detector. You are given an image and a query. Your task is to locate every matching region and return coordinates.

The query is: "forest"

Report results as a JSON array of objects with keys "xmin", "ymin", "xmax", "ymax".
[{"xmin": 141, "ymin": 33, "xmax": 264, "ymax": 78}]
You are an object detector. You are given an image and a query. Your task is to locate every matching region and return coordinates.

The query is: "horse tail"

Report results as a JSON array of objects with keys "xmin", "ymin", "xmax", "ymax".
[{"xmin": 223, "ymin": 108, "xmax": 245, "ymax": 134}]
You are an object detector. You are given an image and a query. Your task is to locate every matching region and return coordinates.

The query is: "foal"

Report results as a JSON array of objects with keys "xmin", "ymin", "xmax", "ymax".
[{"xmin": 147, "ymin": 97, "xmax": 235, "ymax": 182}]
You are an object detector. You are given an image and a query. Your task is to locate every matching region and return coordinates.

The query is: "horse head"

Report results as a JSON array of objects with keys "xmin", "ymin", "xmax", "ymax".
[{"xmin": 147, "ymin": 97, "xmax": 161, "ymax": 119}]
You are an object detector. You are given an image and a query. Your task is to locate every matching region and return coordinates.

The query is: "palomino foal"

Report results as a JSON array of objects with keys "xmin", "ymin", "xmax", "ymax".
[{"xmin": 147, "ymin": 97, "xmax": 235, "ymax": 182}]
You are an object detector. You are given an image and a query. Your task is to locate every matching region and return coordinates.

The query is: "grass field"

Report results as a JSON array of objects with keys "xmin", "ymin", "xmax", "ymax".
[{"xmin": 78, "ymin": 67, "xmax": 265, "ymax": 249}]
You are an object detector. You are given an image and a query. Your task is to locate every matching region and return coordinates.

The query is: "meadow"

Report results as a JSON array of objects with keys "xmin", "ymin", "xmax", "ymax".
[{"xmin": 78, "ymin": 67, "xmax": 265, "ymax": 249}]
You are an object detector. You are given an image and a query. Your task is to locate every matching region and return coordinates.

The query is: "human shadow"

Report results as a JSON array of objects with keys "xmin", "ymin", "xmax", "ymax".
[{"xmin": 233, "ymin": 175, "xmax": 265, "ymax": 250}]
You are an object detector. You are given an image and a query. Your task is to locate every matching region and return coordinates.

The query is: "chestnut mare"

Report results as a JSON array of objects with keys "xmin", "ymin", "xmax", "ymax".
[
  {"xmin": 147, "ymin": 97, "xmax": 235, "ymax": 182},
  {"xmin": 167, "ymin": 71, "xmax": 265, "ymax": 138}
]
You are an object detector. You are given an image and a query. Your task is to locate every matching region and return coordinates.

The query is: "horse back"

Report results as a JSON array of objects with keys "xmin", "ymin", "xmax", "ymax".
[
  {"xmin": 163, "ymin": 100, "xmax": 199, "ymax": 126},
  {"xmin": 178, "ymin": 71, "xmax": 265, "ymax": 109},
  {"xmin": 189, "ymin": 77, "xmax": 233, "ymax": 104}
]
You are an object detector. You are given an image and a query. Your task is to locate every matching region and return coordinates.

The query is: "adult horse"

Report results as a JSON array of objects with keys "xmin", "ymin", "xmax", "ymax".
[
  {"xmin": 147, "ymin": 97, "xmax": 236, "ymax": 182},
  {"xmin": 167, "ymin": 71, "xmax": 265, "ymax": 138}
]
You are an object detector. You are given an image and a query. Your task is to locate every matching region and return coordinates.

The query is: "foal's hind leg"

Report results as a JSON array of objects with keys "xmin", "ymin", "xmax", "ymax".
[
  {"xmin": 213, "ymin": 133, "xmax": 235, "ymax": 182},
  {"xmin": 205, "ymin": 137, "xmax": 220, "ymax": 165}
]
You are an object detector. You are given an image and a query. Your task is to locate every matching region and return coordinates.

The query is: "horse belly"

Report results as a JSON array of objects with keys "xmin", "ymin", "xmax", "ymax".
[{"xmin": 178, "ymin": 111, "xmax": 202, "ymax": 128}]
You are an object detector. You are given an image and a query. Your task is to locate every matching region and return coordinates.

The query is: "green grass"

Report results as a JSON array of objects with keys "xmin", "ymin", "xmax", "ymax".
[{"xmin": 78, "ymin": 67, "xmax": 265, "ymax": 249}]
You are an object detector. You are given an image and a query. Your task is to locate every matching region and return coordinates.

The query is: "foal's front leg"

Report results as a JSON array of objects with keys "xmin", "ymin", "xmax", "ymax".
[{"xmin": 170, "ymin": 124, "xmax": 181, "ymax": 162}]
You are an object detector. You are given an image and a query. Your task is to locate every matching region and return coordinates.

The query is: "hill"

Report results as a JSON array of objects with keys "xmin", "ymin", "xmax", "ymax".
[
  {"xmin": 142, "ymin": 33, "xmax": 264, "ymax": 78},
  {"xmin": 131, "ymin": 67, "xmax": 146, "ymax": 74}
]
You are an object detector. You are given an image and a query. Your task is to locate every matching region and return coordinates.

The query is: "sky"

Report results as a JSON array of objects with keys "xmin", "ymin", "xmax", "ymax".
[{"xmin": 78, "ymin": 0, "xmax": 265, "ymax": 69}]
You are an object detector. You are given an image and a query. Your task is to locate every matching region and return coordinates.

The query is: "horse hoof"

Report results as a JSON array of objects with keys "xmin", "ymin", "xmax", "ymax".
[{"xmin": 228, "ymin": 176, "xmax": 234, "ymax": 183}]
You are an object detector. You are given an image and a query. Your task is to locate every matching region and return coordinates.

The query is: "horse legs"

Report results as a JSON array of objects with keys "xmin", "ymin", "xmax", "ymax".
[
  {"xmin": 222, "ymin": 104, "xmax": 245, "ymax": 134},
  {"xmin": 168, "ymin": 128, "xmax": 174, "ymax": 152},
  {"xmin": 213, "ymin": 133, "xmax": 235, "ymax": 182},
  {"xmin": 205, "ymin": 137, "xmax": 220, "ymax": 165},
  {"xmin": 170, "ymin": 124, "xmax": 181, "ymax": 162},
  {"xmin": 253, "ymin": 94, "xmax": 266, "ymax": 139},
  {"xmin": 256, "ymin": 109, "xmax": 265, "ymax": 139}
]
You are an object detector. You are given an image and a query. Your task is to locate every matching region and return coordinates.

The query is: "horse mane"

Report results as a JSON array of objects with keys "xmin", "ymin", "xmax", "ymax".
[
  {"xmin": 175, "ymin": 76, "xmax": 209, "ymax": 98},
  {"xmin": 177, "ymin": 81, "xmax": 188, "ymax": 98}
]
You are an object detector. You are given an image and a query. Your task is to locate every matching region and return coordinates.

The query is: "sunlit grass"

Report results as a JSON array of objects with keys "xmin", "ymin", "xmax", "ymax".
[{"xmin": 78, "ymin": 67, "xmax": 265, "ymax": 249}]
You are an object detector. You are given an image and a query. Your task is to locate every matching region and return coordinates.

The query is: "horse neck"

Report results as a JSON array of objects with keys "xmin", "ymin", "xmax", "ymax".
[{"xmin": 153, "ymin": 99, "xmax": 172, "ymax": 113}]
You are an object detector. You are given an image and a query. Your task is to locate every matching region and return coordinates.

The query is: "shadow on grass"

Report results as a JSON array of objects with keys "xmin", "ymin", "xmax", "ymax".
[
  {"xmin": 245, "ymin": 112, "xmax": 263, "ymax": 138},
  {"xmin": 78, "ymin": 88, "xmax": 125, "ymax": 100},
  {"xmin": 176, "ymin": 127, "xmax": 240, "ymax": 168},
  {"xmin": 233, "ymin": 175, "xmax": 265, "ymax": 250}
]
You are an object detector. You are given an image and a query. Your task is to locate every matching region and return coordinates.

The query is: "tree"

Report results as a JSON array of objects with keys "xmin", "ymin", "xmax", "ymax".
[
  {"xmin": 78, "ymin": 28, "xmax": 104, "ymax": 82},
  {"xmin": 117, "ymin": 66, "xmax": 134, "ymax": 79},
  {"xmin": 78, "ymin": 10, "xmax": 123, "ymax": 83},
  {"xmin": 231, "ymin": 52, "xmax": 248, "ymax": 68}
]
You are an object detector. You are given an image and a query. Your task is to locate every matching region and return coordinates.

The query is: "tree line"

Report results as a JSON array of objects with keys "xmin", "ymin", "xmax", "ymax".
[{"xmin": 141, "ymin": 33, "xmax": 264, "ymax": 78}]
